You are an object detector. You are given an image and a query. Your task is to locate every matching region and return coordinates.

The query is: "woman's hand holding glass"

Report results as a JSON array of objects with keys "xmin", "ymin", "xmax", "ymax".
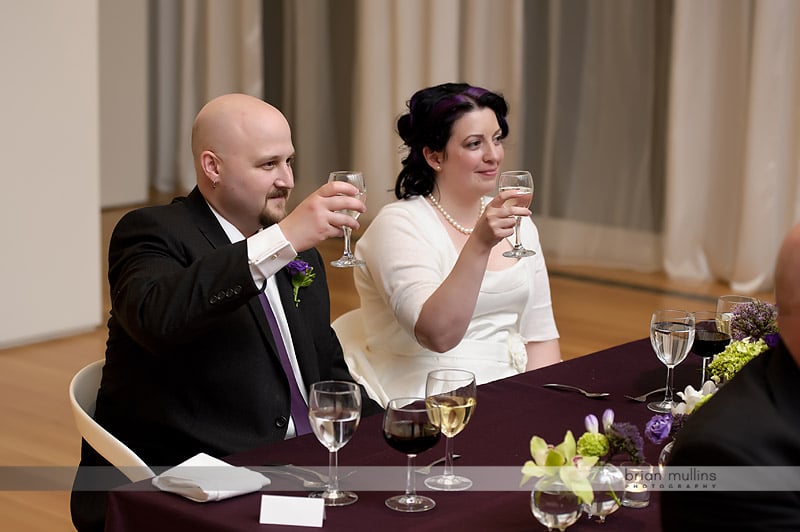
[{"xmin": 496, "ymin": 170, "xmax": 535, "ymax": 258}]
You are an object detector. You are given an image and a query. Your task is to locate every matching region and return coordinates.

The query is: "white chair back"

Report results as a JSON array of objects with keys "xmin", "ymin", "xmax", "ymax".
[
  {"xmin": 332, "ymin": 309, "xmax": 389, "ymax": 407},
  {"xmin": 69, "ymin": 360, "xmax": 155, "ymax": 482}
]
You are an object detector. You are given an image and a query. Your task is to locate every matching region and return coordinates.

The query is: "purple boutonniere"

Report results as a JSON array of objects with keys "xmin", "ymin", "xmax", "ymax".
[{"xmin": 286, "ymin": 258, "xmax": 315, "ymax": 307}]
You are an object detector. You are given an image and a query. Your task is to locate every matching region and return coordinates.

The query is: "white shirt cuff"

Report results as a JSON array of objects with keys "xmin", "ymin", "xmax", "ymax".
[{"xmin": 247, "ymin": 225, "xmax": 297, "ymax": 285}]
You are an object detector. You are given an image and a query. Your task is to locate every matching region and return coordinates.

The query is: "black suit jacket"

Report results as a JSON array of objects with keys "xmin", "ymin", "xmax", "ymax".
[
  {"xmin": 661, "ymin": 340, "xmax": 800, "ymax": 531},
  {"xmin": 72, "ymin": 188, "xmax": 380, "ymax": 530}
]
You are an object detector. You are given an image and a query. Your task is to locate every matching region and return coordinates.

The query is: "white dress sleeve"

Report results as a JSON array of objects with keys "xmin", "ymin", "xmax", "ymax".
[{"xmin": 354, "ymin": 198, "xmax": 455, "ymax": 338}]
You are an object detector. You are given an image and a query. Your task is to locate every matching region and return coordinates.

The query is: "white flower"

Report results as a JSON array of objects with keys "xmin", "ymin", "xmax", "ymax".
[
  {"xmin": 507, "ymin": 333, "xmax": 527, "ymax": 372},
  {"xmin": 672, "ymin": 381, "xmax": 718, "ymax": 415},
  {"xmin": 602, "ymin": 409, "xmax": 615, "ymax": 432},
  {"xmin": 584, "ymin": 414, "xmax": 599, "ymax": 434}
]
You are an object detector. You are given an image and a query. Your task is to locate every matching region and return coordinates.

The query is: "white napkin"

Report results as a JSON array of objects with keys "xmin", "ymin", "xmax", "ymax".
[{"xmin": 152, "ymin": 453, "xmax": 270, "ymax": 502}]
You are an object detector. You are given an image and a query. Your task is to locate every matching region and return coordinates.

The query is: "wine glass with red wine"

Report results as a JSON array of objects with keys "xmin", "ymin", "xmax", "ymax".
[
  {"xmin": 382, "ymin": 397, "xmax": 441, "ymax": 512},
  {"xmin": 690, "ymin": 311, "xmax": 731, "ymax": 387}
]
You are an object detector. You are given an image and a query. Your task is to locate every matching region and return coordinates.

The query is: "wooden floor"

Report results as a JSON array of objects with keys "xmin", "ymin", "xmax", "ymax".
[{"xmin": 0, "ymin": 206, "xmax": 775, "ymax": 531}]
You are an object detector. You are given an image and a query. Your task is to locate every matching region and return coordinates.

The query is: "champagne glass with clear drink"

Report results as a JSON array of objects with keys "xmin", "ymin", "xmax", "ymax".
[
  {"xmin": 382, "ymin": 397, "xmax": 441, "ymax": 512},
  {"xmin": 647, "ymin": 310, "xmax": 695, "ymax": 413},
  {"xmin": 690, "ymin": 311, "xmax": 731, "ymax": 387},
  {"xmin": 497, "ymin": 170, "xmax": 535, "ymax": 258},
  {"xmin": 307, "ymin": 380, "xmax": 361, "ymax": 506},
  {"xmin": 424, "ymin": 369, "xmax": 477, "ymax": 491},
  {"xmin": 328, "ymin": 171, "xmax": 366, "ymax": 267}
]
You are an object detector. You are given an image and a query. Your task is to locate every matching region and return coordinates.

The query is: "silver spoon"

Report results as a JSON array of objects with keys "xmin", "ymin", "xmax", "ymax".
[
  {"xmin": 624, "ymin": 387, "xmax": 667, "ymax": 402},
  {"xmin": 541, "ymin": 383, "xmax": 610, "ymax": 399}
]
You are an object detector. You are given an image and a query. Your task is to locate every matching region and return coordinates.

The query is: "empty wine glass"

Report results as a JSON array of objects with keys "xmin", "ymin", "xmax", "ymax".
[
  {"xmin": 424, "ymin": 369, "xmax": 477, "ymax": 491},
  {"xmin": 647, "ymin": 310, "xmax": 695, "ymax": 413},
  {"xmin": 716, "ymin": 295, "xmax": 758, "ymax": 330},
  {"xmin": 690, "ymin": 311, "xmax": 731, "ymax": 386},
  {"xmin": 328, "ymin": 171, "xmax": 366, "ymax": 268},
  {"xmin": 307, "ymin": 380, "xmax": 361, "ymax": 506},
  {"xmin": 497, "ymin": 170, "xmax": 535, "ymax": 258},
  {"xmin": 382, "ymin": 397, "xmax": 441, "ymax": 512}
]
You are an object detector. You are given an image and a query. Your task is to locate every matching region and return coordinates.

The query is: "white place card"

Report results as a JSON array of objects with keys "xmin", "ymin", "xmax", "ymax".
[{"xmin": 259, "ymin": 494, "xmax": 325, "ymax": 527}]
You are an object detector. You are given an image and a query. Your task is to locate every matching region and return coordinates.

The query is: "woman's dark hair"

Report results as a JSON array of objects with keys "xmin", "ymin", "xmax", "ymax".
[{"xmin": 394, "ymin": 82, "xmax": 509, "ymax": 199}]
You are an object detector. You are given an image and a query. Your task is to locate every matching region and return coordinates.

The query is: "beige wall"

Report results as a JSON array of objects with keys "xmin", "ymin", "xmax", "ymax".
[{"xmin": 0, "ymin": 1, "xmax": 107, "ymax": 348}]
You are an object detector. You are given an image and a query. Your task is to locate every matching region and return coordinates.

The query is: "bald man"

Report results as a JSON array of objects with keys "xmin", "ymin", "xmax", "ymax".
[
  {"xmin": 661, "ymin": 223, "xmax": 800, "ymax": 531},
  {"xmin": 71, "ymin": 94, "xmax": 381, "ymax": 531}
]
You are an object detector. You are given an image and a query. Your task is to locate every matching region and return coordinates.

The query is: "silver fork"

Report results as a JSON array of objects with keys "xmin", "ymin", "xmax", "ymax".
[
  {"xmin": 624, "ymin": 387, "xmax": 667, "ymax": 402},
  {"xmin": 541, "ymin": 383, "xmax": 610, "ymax": 399},
  {"xmin": 414, "ymin": 454, "xmax": 461, "ymax": 475}
]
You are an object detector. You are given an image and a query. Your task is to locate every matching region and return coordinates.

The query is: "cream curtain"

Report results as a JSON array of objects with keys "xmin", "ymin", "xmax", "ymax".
[
  {"xmin": 149, "ymin": 0, "xmax": 800, "ymax": 293},
  {"xmin": 666, "ymin": 0, "xmax": 800, "ymax": 293},
  {"xmin": 151, "ymin": 0, "xmax": 263, "ymax": 194}
]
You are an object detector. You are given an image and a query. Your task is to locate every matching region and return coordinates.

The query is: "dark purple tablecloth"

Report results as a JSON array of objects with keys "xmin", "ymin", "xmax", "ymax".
[{"xmin": 106, "ymin": 338, "xmax": 702, "ymax": 531}]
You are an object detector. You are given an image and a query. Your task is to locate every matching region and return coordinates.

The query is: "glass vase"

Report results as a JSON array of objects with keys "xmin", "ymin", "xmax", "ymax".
[
  {"xmin": 530, "ymin": 476, "xmax": 582, "ymax": 531},
  {"xmin": 583, "ymin": 463, "xmax": 624, "ymax": 523},
  {"xmin": 658, "ymin": 440, "xmax": 675, "ymax": 467}
]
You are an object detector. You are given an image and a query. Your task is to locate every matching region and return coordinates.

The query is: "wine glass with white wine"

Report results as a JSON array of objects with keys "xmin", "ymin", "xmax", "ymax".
[
  {"xmin": 307, "ymin": 380, "xmax": 361, "ymax": 506},
  {"xmin": 424, "ymin": 369, "xmax": 477, "ymax": 491},
  {"xmin": 497, "ymin": 170, "xmax": 535, "ymax": 258},
  {"xmin": 328, "ymin": 171, "xmax": 366, "ymax": 268}
]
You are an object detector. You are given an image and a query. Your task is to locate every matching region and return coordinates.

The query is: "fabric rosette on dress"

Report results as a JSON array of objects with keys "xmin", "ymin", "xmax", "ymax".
[{"xmin": 507, "ymin": 332, "xmax": 528, "ymax": 372}]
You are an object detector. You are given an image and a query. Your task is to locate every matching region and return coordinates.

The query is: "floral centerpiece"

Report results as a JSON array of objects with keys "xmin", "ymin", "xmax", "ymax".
[
  {"xmin": 521, "ymin": 409, "xmax": 645, "ymax": 507},
  {"xmin": 707, "ymin": 300, "xmax": 778, "ymax": 383}
]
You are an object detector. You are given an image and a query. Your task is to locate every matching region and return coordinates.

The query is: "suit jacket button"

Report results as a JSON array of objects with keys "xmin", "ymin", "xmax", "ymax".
[
  {"xmin": 275, "ymin": 416, "xmax": 288, "ymax": 428},
  {"xmin": 225, "ymin": 288, "xmax": 234, "ymax": 298},
  {"xmin": 233, "ymin": 285, "xmax": 242, "ymax": 295},
  {"xmin": 209, "ymin": 295, "xmax": 218, "ymax": 304}
]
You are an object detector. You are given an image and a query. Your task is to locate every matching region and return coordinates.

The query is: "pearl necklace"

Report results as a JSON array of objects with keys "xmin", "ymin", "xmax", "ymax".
[{"xmin": 427, "ymin": 195, "xmax": 487, "ymax": 235}]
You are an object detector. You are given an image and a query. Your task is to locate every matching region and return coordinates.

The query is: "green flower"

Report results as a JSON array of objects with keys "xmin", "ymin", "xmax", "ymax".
[
  {"xmin": 521, "ymin": 430, "xmax": 597, "ymax": 505},
  {"xmin": 708, "ymin": 338, "xmax": 768, "ymax": 382},
  {"xmin": 576, "ymin": 432, "xmax": 609, "ymax": 458}
]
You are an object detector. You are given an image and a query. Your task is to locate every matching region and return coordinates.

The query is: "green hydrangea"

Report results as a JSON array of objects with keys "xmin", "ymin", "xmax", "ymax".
[
  {"xmin": 576, "ymin": 432, "xmax": 609, "ymax": 458},
  {"xmin": 707, "ymin": 339, "xmax": 768, "ymax": 382}
]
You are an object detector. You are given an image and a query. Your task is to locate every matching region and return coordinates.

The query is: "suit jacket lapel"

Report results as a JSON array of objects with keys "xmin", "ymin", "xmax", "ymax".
[{"xmin": 275, "ymin": 265, "xmax": 321, "ymax": 391}]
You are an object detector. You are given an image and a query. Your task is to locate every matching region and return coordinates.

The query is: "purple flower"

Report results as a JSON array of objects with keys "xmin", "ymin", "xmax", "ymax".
[
  {"xmin": 286, "ymin": 258, "xmax": 315, "ymax": 307},
  {"xmin": 731, "ymin": 301, "xmax": 778, "ymax": 341},
  {"xmin": 286, "ymin": 259, "xmax": 312, "ymax": 276},
  {"xmin": 607, "ymin": 422, "xmax": 645, "ymax": 465},
  {"xmin": 764, "ymin": 333, "xmax": 780, "ymax": 349},
  {"xmin": 644, "ymin": 414, "xmax": 673, "ymax": 445}
]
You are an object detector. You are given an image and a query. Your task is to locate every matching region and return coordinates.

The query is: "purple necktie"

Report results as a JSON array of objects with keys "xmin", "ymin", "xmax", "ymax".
[{"xmin": 258, "ymin": 292, "xmax": 312, "ymax": 436}]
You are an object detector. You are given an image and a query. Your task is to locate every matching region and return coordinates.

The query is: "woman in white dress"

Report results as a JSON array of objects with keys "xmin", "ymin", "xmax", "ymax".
[{"xmin": 352, "ymin": 83, "xmax": 561, "ymax": 406}]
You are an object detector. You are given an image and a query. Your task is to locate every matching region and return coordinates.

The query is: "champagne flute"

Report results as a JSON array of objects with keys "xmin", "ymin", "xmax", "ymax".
[
  {"xmin": 690, "ymin": 311, "xmax": 731, "ymax": 386},
  {"xmin": 424, "ymin": 369, "xmax": 477, "ymax": 491},
  {"xmin": 328, "ymin": 171, "xmax": 366, "ymax": 268},
  {"xmin": 497, "ymin": 170, "xmax": 535, "ymax": 258},
  {"xmin": 647, "ymin": 310, "xmax": 695, "ymax": 413},
  {"xmin": 716, "ymin": 295, "xmax": 758, "ymax": 332},
  {"xmin": 382, "ymin": 397, "xmax": 441, "ymax": 512},
  {"xmin": 307, "ymin": 380, "xmax": 361, "ymax": 506}
]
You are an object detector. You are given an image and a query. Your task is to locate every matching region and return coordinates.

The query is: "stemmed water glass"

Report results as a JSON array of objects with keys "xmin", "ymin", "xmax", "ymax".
[
  {"xmin": 424, "ymin": 369, "xmax": 477, "ymax": 491},
  {"xmin": 497, "ymin": 170, "xmax": 536, "ymax": 258},
  {"xmin": 647, "ymin": 310, "xmax": 695, "ymax": 413},
  {"xmin": 690, "ymin": 311, "xmax": 731, "ymax": 386},
  {"xmin": 307, "ymin": 380, "xmax": 361, "ymax": 506},
  {"xmin": 382, "ymin": 397, "xmax": 441, "ymax": 512},
  {"xmin": 328, "ymin": 171, "xmax": 366, "ymax": 268}
]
